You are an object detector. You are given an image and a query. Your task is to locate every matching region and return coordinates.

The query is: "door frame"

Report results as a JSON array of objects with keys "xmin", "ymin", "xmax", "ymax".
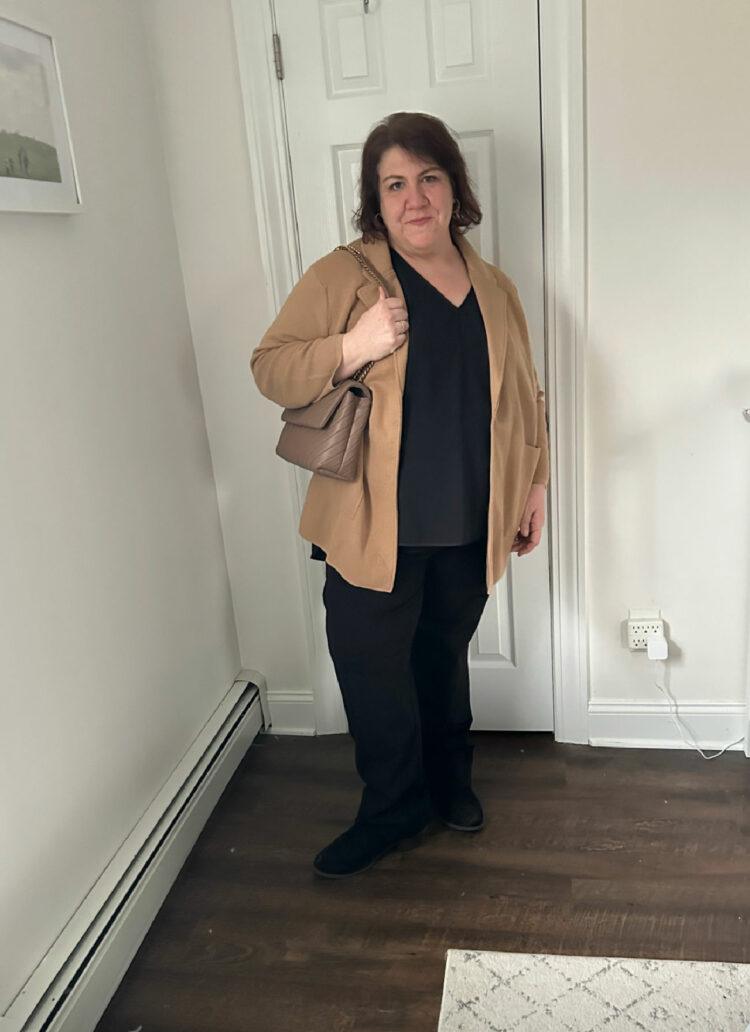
[{"xmin": 231, "ymin": 0, "xmax": 590, "ymax": 743}]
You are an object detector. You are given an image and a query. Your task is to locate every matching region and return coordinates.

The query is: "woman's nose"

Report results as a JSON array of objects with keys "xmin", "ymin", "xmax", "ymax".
[{"xmin": 405, "ymin": 182, "xmax": 427, "ymax": 206}]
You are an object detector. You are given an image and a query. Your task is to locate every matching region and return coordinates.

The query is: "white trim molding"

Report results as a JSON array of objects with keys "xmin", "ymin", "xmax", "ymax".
[
  {"xmin": 2, "ymin": 679, "xmax": 264, "ymax": 1032},
  {"xmin": 264, "ymin": 689, "xmax": 317, "ymax": 735},
  {"xmin": 231, "ymin": 0, "xmax": 348, "ymax": 734},
  {"xmin": 589, "ymin": 699, "xmax": 745, "ymax": 752},
  {"xmin": 539, "ymin": 0, "xmax": 589, "ymax": 744},
  {"xmin": 230, "ymin": 0, "xmax": 299, "ymax": 309},
  {"xmin": 240, "ymin": 665, "xmax": 316, "ymax": 734}
]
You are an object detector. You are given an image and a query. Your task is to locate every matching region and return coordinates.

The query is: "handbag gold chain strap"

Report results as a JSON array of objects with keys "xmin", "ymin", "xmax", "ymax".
[{"xmin": 334, "ymin": 245, "xmax": 391, "ymax": 384}]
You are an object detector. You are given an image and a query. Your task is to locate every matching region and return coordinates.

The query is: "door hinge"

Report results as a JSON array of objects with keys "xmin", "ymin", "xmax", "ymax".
[{"xmin": 272, "ymin": 33, "xmax": 284, "ymax": 81}]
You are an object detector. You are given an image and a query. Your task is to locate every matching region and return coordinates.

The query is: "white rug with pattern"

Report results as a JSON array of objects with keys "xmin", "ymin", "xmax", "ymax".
[{"xmin": 438, "ymin": 950, "xmax": 750, "ymax": 1031}]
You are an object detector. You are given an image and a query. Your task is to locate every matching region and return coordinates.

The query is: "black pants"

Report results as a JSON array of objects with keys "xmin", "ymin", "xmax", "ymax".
[{"xmin": 323, "ymin": 539, "xmax": 489, "ymax": 834}]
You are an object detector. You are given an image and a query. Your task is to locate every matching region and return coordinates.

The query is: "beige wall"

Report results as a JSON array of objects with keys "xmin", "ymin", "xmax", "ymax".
[
  {"xmin": 585, "ymin": 0, "xmax": 750, "ymax": 705},
  {"xmin": 0, "ymin": 0, "xmax": 240, "ymax": 1011}
]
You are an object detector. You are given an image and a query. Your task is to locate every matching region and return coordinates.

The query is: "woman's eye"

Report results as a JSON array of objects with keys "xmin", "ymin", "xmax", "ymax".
[
  {"xmin": 422, "ymin": 175, "xmax": 438, "ymax": 183},
  {"xmin": 388, "ymin": 181, "xmax": 403, "ymax": 191}
]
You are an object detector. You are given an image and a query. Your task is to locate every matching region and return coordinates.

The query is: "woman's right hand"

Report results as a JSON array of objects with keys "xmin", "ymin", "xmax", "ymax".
[{"xmin": 334, "ymin": 287, "xmax": 409, "ymax": 382}]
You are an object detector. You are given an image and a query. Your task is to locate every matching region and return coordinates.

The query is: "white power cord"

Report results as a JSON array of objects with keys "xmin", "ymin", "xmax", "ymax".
[{"xmin": 648, "ymin": 634, "xmax": 744, "ymax": 760}]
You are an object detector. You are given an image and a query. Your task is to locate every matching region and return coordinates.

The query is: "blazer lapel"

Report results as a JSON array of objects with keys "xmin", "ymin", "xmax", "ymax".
[
  {"xmin": 356, "ymin": 237, "xmax": 409, "ymax": 392},
  {"xmin": 351, "ymin": 235, "xmax": 507, "ymax": 400},
  {"xmin": 458, "ymin": 237, "xmax": 508, "ymax": 415},
  {"xmin": 354, "ymin": 236, "xmax": 398, "ymax": 300}
]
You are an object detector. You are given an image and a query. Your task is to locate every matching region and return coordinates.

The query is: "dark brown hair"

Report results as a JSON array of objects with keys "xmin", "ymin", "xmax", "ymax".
[{"xmin": 354, "ymin": 112, "xmax": 482, "ymax": 242}]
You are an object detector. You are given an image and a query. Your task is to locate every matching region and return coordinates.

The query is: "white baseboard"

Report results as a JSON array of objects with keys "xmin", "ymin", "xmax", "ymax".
[
  {"xmin": 236, "ymin": 669, "xmax": 316, "ymax": 736},
  {"xmin": 5, "ymin": 678, "xmax": 264, "ymax": 1032},
  {"xmin": 264, "ymin": 689, "xmax": 316, "ymax": 735},
  {"xmin": 588, "ymin": 699, "xmax": 746, "ymax": 751}
]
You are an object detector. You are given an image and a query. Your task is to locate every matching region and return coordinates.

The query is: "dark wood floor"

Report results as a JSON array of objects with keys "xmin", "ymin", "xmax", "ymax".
[{"xmin": 95, "ymin": 732, "xmax": 750, "ymax": 1032}]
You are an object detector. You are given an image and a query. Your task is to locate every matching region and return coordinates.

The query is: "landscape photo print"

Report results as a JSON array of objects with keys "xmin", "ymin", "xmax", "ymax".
[{"xmin": 0, "ymin": 14, "xmax": 80, "ymax": 213}]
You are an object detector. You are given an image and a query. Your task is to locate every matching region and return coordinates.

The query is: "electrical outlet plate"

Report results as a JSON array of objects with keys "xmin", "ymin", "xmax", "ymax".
[{"xmin": 627, "ymin": 609, "xmax": 664, "ymax": 651}]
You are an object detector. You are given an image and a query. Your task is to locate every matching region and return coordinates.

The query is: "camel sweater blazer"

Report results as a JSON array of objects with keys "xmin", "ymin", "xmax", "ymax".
[{"xmin": 251, "ymin": 235, "xmax": 549, "ymax": 593}]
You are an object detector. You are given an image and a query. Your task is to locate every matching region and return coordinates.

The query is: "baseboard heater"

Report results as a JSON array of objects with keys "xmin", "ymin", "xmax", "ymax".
[{"xmin": 5, "ymin": 676, "xmax": 265, "ymax": 1032}]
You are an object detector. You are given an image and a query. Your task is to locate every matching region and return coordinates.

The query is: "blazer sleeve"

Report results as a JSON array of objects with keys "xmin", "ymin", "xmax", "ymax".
[
  {"xmin": 251, "ymin": 264, "xmax": 344, "ymax": 410},
  {"xmin": 531, "ymin": 369, "xmax": 550, "ymax": 487},
  {"xmin": 507, "ymin": 283, "xmax": 550, "ymax": 487}
]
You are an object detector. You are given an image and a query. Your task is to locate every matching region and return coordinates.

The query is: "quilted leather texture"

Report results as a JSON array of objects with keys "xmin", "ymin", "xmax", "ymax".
[{"xmin": 276, "ymin": 381, "xmax": 372, "ymax": 481}]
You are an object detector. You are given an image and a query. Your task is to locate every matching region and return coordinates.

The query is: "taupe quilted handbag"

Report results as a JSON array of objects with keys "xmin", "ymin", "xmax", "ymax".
[{"xmin": 275, "ymin": 246, "xmax": 389, "ymax": 482}]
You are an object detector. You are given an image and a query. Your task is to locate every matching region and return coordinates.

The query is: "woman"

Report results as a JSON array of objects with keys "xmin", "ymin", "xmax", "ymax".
[{"xmin": 252, "ymin": 112, "xmax": 549, "ymax": 879}]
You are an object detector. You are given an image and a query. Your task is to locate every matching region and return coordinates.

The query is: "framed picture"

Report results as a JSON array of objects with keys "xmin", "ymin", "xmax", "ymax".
[{"xmin": 0, "ymin": 14, "xmax": 81, "ymax": 213}]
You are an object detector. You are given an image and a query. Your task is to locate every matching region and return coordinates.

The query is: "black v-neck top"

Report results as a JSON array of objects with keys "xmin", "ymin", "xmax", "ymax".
[{"xmin": 391, "ymin": 248, "xmax": 491, "ymax": 547}]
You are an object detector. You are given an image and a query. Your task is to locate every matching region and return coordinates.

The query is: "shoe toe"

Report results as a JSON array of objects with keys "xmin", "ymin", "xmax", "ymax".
[
  {"xmin": 313, "ymin": 825, "xmax": 396, "ymax": 878},
  {"xmin": 438, "ymin": 790, "xmax": 484, "ymax": 832}
]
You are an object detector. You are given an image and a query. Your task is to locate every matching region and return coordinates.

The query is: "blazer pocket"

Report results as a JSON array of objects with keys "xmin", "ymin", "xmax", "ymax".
[{"xmin": 512, "ymin": 443, "xmax": 541, "ymax": 527}]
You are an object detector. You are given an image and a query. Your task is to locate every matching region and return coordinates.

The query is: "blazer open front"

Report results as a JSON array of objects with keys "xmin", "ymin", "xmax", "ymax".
[{"xmin": 252, "ymin": 235, "xmax": 549, "ymax": 593}]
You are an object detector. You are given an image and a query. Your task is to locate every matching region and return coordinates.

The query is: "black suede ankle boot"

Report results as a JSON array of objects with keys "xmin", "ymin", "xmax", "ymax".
[
  {"xmin": 313, "ymin": 820, "xmax": 428, "ymax": 878},
  {"xmin": 435, "ymin": 786, "xmax": 484, "ymax": 832}
]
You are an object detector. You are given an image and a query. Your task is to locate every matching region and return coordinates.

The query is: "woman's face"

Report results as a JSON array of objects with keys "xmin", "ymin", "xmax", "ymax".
[{"xmin": 377, "ymin": 146, "xmax": 454, "ymax": 257}]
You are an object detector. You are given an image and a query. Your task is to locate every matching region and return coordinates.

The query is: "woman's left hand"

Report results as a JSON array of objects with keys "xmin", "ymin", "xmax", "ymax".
[{"xmin": 511, "ymin": 484, "xmax": 547, "ymax": 556}]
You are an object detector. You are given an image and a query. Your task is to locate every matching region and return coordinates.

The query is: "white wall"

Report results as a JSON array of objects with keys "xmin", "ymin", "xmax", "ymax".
[
  {"xmin": 585, "ymin": 1, "xmax": 750, "ymax": 709},
  {"xmin": 141, "ymin": 0, "xmax": 316, "ymax": 732},
  {"xmin": 0, "ymin": 0, "xmax": 240, "ymax": 1013}
]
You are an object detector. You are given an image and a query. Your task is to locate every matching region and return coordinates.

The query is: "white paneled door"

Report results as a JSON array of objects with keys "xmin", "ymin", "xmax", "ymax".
[{"xmin": 274, "ymin": 0, "xmax": 553, "ymax": 729}]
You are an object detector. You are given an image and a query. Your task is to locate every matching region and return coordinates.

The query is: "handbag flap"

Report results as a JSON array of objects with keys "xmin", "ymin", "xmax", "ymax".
[{"xmin": 280, "ymin": 380, "xmax": 370, "ymax": 430}]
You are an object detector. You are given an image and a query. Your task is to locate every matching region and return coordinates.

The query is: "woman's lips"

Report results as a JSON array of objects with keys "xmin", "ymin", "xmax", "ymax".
[{"xmin": 407, "ymin": 217, "xmax": 431, "ymax": 226}]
